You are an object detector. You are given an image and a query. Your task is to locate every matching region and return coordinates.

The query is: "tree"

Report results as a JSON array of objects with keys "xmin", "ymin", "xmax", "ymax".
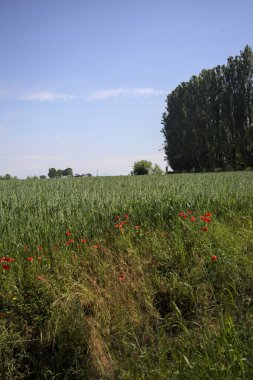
[
  {"xmin": 48, "ymin": 168, "xmax": 57, "ymax": 178},
  {"xmin": 132, "ymin": 161, "xmax": 163, "ymax": 175},
  {"xmin": 62, "ymin": 168, "xmax": 73, "ymax": 176},
  {"xmin": 161, "ymin": 45, "xmax": 253, "ymax": 172},
  {"xmin": 132, "ymin": 160, "xmax": 153, "ymax": 175},
  {"xmin": 150, "ymin": 163, "xmax": 163, "ymax": 175},
  {"xmin": 40, "ymin": 175, "xmax": 47, "ymax": 179}
]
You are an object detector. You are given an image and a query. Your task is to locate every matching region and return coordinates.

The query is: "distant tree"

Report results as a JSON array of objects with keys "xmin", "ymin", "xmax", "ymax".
[
  {"xmin": 132, "ymin": 160, "xmax": 153, "ymax": 175},
  {"xmin": 48, "ymin": 168, "xmax": 57, "ymax": 178},
  {"xmin": 62, "ymin": 168, "xmax": 73, "ymax": 176},
  {"xmin": 150, "ymin": 163, "xmax": 163, "ymax": 175},
  {"xmin": 56, "ymin": 169, "xmax": 63, "ymax": 178},
  {"xmin": 40, "ymin": 175, "xmax": 47, "ymax": 179}
]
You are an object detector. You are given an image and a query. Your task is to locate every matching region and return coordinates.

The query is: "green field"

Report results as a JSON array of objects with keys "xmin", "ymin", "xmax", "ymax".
[{"xmin": 1, "ymin": 172, "xmax": 253, "ymax": 379}]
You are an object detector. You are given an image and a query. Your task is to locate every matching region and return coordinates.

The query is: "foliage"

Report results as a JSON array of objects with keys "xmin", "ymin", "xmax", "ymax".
[
  {"xmin": 0, "ymin": 174, "xmax": 17, "ymax": 180},
  {"xmin": 162, "ymin": 45, "xmax": 253, "ymax": 172},
  {"xmin": 0, "ymin": 173, "xmax": 253, "ymax": 378},
  {"xmin": 132, "ymin": 160, "xmax": 163, "ymax": 175},
  {"xmin": 48, "ymin": 167, "xmax": 73, "ymax": 178}
]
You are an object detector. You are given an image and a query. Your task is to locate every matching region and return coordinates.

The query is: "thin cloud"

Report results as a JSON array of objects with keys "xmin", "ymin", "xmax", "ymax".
[
  {"xmin": 19, "ymin": 91, "xmax": 75, "ymax": 102},
  {"xmin": 0, "ymin": 87, "xmax": 167, "ymax": 102},
  {"xmin": 88, "ymin": 87, "xmax": 166, "ymax": 100}
]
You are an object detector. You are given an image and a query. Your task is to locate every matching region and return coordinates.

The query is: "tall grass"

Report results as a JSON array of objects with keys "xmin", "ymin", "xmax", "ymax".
[{"xmin": 0, "ymin": 172, "xmax": 253, "ymax": 379}]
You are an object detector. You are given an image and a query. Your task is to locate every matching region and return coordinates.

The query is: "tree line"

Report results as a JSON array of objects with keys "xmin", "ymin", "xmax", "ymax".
[{"xmin": 161, "ymin": 45, "xmax": 253, "ymax": 172}]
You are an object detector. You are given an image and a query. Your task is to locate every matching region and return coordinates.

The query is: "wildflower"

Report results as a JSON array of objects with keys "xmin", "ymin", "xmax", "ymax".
[
  {"xmin": 36, "ymin": 275, "xmax": 44, "ymax": 280},
  {"xmin": 115, "ymin": 215, "xmax": 120, "ymax": 221},
  {"xmin": 205, "ymin": 212, "xmax": 212, "ymax": 217},
  {"xmin": 118, "ymin": 273, "xmax": 125, "ymax": 281},
  {"xmin": 187, "ymin": 210, "xmax": 192, "ymax": 214},
  {"xmin": 37, "ymin": 256, "xmax": 42, "ymax": 261},
  {"xmin": 1, "ymin": 257, "xmax": 15, "ymax": 263},
  {"xmin": 200, "ymin": 216, "xmax": 211, "ymax": 223},
  {"xmin": 211, "ymin": 255, "xmax": 217, "ymax": 262},
  {"xmin": 124, "ymin": 214, "xmax": 129, "ymax": 219},
  {"xmin": 2, "ymin": 264, "xmax": 10, "ymax": 270},
  {"xmin": 27, "ymin": 257, "xmax": 34, "ymax": 262},
  {"xmin": 178, "ymin": 211, "xmax": 184, "ymax": 217},
  {"xmin": 201, "ymin": 226, "xmax": 208, "ymax": 232},
  {"xmin": 80, "ymin": 238, "xmax": 87, "ymax": 244},
  {"xmin": 37, "ymin": 246, "xmax": 43, "ymax": 251},
  {"xmin": 190, "ymin": 216, "xmax": 196, "ymax": 222},
  {"xmin": 65, "ymin": 231, "xmax": 71, "ymax": 236},
  {"xmin": 93, "ymin": 244, "xmax": 100, "ymax": 249},
  {"xmin": 134, "ymin": 225, "xmax": 140, "ymax": 230}
]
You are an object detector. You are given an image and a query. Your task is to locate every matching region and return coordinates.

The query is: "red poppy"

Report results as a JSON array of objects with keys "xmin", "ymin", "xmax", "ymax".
[
  {"xmin": 80, "ymin": 238, "xmax": 87, "ymax": 243},
  {"xmin": 201, "ymin": 226, "xmax": 208, "ymax": 232},
  {"xmin": 211, "ymin": 255, "xmax": 217, "ymax": 262},
  {"xmin": 178, "ymin": 211, "xmax": 184, "ymax": 217},
  {"xmin": 65, "ymin": 231, "xmax": 71, "ymax": 236},
  {"xmin": 27, "ymin": 257, "xmax": 34, "ymax": 262},
  {"xmin": 115, "ymin": 216, "xmax": 120, "ymax": 221},
  {"xmin": 200, "ymin": 216, "xmax": 212, "ymax": 223},
  {"xmin": 187, "ymin": 210, "xmax": 192, "ymax": 214},
  {"xmin": 190, "ymin": 216, "xmax": 196, "ymax": 222},
  {"xmin": 37, "ymin": 246, "xmax": 43, "ymax": 251},
  {"xmin": 2, "ymin": 264, "xmax": 10, "ymax": 270},
  {"xmin": 36, "ymin": 275, "xmax": 44, "ymax": 280},
  {"xmin": 93, "ymin": 244, "xmax": 100, "ymax": 249},
  {"xmin": 118, "ymin": 273, "xmax": 125, "ymax": 281},
  {"xmin": 124, "ymin": 214, "xmax": 129, "ymax": 219},
  {"xmin": 134, "ymin": 225, "xmax": 140, "ymax": 230},
  {"xmin": 205, "ymin": 212, "xmax": 212, "ymax": 217}
]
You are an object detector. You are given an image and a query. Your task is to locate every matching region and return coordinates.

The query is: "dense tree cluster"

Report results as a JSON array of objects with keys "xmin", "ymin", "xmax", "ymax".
[
  {"xmin": 161, "ymin": 46, "xmax": 253, "ymax": 172},
  {"xmin": 132, "ymin": 160, "xmax": 163, "ymax": 175},
  {"xmin": 48, "ymin": 168, "xmax": 73, "ymax": 178}
]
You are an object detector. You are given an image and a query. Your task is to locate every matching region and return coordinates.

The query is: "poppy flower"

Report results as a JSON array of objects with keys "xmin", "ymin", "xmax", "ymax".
[
  {"xmin": 36, "ymin": 275, "xmax": 44, "ymax": 280},
  {"xmin": 201, "ymin": 226, "xmax": 208, "ymax": 232},
  {"xmin": 211, "ymin": 255, "xmax": 217, "ymax": 262},
  {"xmin": 187, "ymin": 210, "xmax": 192, "ymax": 214},
  {"xmin": 37, "ymin": 246, "xmax": 43, "ymax": 251},
  {"xmin": 205, "ymin": 212, "xmax": 212, "ymax": 217},
  {"xmin": 80, "ymin": 238, "xmax": 87, "ymax": 244},
  {"xmin": 27, "ymin": 257, "xmax": 34, "ymax": 262},
  {"xmin": 190, "ymin": 216, "xmax": 196, "ymax": 222},
  {"xmin": 124, "ymin": 214, "xmax": 129, "ymax": 219},
  {"xmin": 118, "ymin": 273, "xmax": 125, "ymax": 281},
  {"xmin": 65, "ymin": 231, "xmax": 71, "ymax": 236},
  {"xmin": 2, "ymin": 264, "xmax": 10, "ymax": 270},
  {"xmin": 178, "ymin": 212, "xmax": 184, "ymax": 217},
  {"xmin": 115, "ymin": 216, "xmax": 120, "ymax": 221},
  {"xmin": 134, "ymin": 225, "xmax": 140, "ymax": 230}
]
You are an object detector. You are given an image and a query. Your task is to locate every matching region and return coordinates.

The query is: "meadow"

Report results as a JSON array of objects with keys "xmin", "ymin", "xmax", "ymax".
[{"xmin": 0, "ymin": 172, "xmax": 253, "ymax": 379}]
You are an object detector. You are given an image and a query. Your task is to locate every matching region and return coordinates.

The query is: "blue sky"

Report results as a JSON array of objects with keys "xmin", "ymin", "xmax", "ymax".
[{"xmin": 1, "ymin": 0, "xmax": 253, "ymax": 177}]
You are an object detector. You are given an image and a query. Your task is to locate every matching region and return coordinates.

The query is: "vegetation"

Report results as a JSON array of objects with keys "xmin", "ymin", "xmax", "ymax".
[
  {"xmin": 0, "ymin": 172, "xmax": 253, "ymax": 379},
  {"xmin": 132, "ymin": 160, "xmax": 163, "ymax": 175},
  {"xmin": 48, "ymin": 167, "xmax": 73, "ymax": 178},
  {"xmin": 162, "ymin": 45, "xmax": 253, "ymax": 172}
]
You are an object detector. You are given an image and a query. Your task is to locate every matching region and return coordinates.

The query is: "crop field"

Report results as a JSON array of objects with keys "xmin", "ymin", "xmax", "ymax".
[{"xmin": 0, "ymin": 172, "xmax": 253, "ymax": 379}]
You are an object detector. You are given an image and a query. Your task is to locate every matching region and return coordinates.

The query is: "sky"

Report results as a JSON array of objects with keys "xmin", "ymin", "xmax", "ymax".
[{"xmin": 0, "ymin": 0, "xmax": 253, "ymax": 178}]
